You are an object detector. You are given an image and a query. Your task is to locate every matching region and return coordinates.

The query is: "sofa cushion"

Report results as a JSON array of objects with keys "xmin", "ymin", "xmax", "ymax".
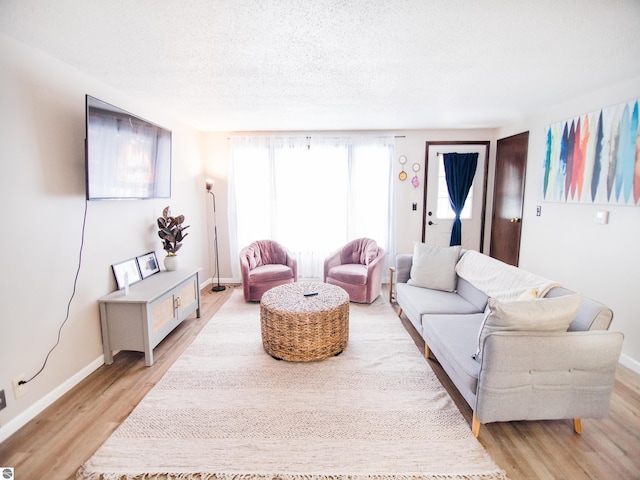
[
  {"xmin": 396, "ymin": 283, "xmax": 482, "ymax": 333},
  {"xmin": 421, "ymin": 313, "xmax": 484, "ymax": 408},
  {"xmin": 474, "ymin": 294, "xmax": 582, "ymax": 361},
  {"xmin": 407, "ymin": 243, "xmax": 461, "ymax": 292},
  {"xmin": 327, "ymin": 263, "xmax": 368, "ymax": 285},
  {"xmin": 398, "ymin": 283, "xmax": 483, "ymax": 316},
  {"xmin": 248, "ymin": 264, "xmax": 294, "ymax": 283},
  {"xmin": 455, "ymin": 277, "xmax": 489, "ymax": 311}
]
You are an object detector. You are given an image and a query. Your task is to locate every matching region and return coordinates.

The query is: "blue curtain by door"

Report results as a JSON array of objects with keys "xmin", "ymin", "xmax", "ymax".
[{"xmin": 443, "ymin": 153, "xmax": 478, "ymax": 246}]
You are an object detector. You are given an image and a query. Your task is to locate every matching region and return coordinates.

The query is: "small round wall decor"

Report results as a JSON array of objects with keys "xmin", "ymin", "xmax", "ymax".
[{"xmin": 398, "ymin": 155, "xmax": 407, "ymax": 181}]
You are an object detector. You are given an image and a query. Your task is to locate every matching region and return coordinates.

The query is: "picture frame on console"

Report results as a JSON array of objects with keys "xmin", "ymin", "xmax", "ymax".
[
  {"xmin": 137, "ymin": 252, "xmax": 160, "ymax": 279},
  {"xmin": 112, "ymin": 258, "xmax": 142, "ymax": 290}
]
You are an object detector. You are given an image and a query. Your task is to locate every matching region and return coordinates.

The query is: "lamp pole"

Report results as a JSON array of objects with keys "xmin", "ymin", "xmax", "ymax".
[{"xmin": 206, "ymin": 179, "xmax": 226, "ymax": 292}]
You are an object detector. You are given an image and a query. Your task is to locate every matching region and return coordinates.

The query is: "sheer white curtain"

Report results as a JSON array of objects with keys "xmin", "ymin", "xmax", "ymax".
[{"xmin": 228, "ymin": 135, "xmax": 395, "ymax": 278}]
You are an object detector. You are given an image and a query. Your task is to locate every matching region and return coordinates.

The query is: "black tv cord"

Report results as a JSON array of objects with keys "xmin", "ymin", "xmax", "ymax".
[{"xmin": 20, "ymin": 199, "xmax": 88, "ymax": 385}]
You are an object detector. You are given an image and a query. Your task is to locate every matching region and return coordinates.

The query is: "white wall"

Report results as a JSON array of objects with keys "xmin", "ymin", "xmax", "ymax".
[
  {"xmin": 202, "ymin": 133, "xmax": 232, "ymax": 285},
  {"xmin": 499, "ymin": 75, "xmax": 640, "ymax": 370},
  {"xmin": 0, "ymin": 35, "xmax": 210, "ymax": 440}
]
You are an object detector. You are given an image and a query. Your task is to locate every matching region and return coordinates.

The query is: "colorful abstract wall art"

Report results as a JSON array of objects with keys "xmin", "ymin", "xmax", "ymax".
[{"xmin": 542, "ymin": 98, "xmax": 640, "ymax": 205}]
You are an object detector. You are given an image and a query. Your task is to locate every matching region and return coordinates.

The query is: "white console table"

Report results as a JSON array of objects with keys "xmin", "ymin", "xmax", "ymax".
[{"xmin": 98, "ymin": 267, "xmax": 201, "ymax": 366}]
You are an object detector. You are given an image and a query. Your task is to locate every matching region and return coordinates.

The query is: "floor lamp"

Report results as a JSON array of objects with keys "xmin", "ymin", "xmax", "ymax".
[{"xmin": 205, "ymin": 179, "xmax": 226, "ymax": 292}]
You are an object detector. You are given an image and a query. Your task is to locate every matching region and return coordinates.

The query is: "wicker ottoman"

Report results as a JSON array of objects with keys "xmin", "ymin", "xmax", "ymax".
[{"xmin": 260, "ymin": 282, "xmax": 349, "ymax": 362}]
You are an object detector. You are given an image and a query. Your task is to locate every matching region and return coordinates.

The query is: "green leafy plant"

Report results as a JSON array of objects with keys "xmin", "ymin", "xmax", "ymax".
[{"xmin": 157, "ymin": 206, "xmax": 190, "ymax": 255}]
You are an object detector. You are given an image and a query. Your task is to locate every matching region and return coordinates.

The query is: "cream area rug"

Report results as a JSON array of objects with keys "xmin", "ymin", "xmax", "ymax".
[{"xmin": 78, "ymin": 289, "xmax": 508, "ymax": 480}]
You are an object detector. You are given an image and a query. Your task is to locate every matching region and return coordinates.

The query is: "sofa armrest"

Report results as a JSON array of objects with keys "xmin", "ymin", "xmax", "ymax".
[
  {"xmin": 285, "ymin": 251, "xmax": 298, "ymax": 281},
  {"xmin": 239, "ymin": 252, "xmax": 251, "ymax": 301},
  {"xmin": 366, "ymin": 250, "xmax": 385, "ymax": 277},
  {"xmin": 395, "ymin": 254, "xmax": 413, "ymax": 284},
  {"xmin": 365, "ymin": 249, "xmax": 385, "ymax": 297},
  {"xmin": 475, "ymin": 330, "xmax": 623, "ymax": 424},
  {"xmin": 323, "ymin": 248, "xmax": 341, "ymax": 282}
]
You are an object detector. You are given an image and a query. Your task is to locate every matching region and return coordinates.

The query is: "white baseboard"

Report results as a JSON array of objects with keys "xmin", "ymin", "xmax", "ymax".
[
  {"xmin": 0, "ymin": 355, "xmax": 104, "ymax": 444},
  {"xmin": 200, "ymin": 276, "xmax": 237, "ymax": 288},
  {"xmin": 619, "ymin": 353, "xmax": 640, "ymax": 375}
]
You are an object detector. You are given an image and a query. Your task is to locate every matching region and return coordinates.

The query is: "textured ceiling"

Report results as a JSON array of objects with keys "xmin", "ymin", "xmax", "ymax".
[{"xmin": 1, "ymin": 0, "xmax": 640, "ymax": 131}]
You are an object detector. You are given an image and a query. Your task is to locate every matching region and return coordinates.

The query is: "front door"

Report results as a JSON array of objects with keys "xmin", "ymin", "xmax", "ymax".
[
  {"xmin": 489, "ymin": 132, "xmax": 529, "ymax": 266},
  {"xmin": 422, "ymin": 141, "xmax": 490, "ymax": 251}
]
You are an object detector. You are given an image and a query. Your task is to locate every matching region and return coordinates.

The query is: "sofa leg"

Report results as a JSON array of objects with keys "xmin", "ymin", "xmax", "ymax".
[
  {"xmin": 397, "ymin": 307, "xmax": 403, "ymax": 318},
  {"xmin": 472, "ymin": 412, "xmax": 481, "ymax": 438},
  {"xmin": 424, "ymin": 342, "xmax": 431, "ymax": 359},
  {"xmin": 388, "ymin": 266, "xmax": 395, "ymax": 303},
  {"xmin": 573, "ymin": 418, "xmax": 583, "ymax": 434}
]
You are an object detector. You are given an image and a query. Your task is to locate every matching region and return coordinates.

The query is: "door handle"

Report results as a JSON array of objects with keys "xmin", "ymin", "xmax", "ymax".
[
  {"xmin": 428, "ymin": 220, "xmax": 437, "ymax": 226},
  {"xmin": 510, "ymin": 217, "xmax": 521, "ymax": 223}
]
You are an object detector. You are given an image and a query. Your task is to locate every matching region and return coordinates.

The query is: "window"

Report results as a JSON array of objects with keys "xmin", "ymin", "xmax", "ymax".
[
  {"xmin": 436, "ymin": 155, "xmax": 473, "ymax": 219},
  {"xmin": 229, "ymin": 136, "xmax": 394, "ymax": 278}
]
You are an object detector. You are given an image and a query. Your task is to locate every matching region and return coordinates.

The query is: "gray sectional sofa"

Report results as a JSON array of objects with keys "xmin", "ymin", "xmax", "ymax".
[{"xmin": 391, "ymin": 245, "xmax": 623, "ymax": 437}]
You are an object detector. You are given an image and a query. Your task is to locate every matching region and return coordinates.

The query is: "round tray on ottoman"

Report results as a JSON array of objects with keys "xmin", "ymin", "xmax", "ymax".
[{"xmin": 260, "ymin": 282, "xmax": 349, "ymax": 362}]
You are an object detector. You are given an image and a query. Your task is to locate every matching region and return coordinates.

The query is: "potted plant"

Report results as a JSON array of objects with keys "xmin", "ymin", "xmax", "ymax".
[{"xmin": 157, "ymin": 206, "xmax": 190, "ymax": 271}]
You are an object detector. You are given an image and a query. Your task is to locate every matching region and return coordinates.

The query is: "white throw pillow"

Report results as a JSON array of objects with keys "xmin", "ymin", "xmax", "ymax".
[
  {"xmin": 473, "ymin": 293, "xmax": 582, "ymax": 362},
  {"xmin": 407, "ymin": 243, "xmax": 462, "ymax": 292},
  {"xmin": 518, "ymin": 288, "xmax": 538, "ymax": 300}
]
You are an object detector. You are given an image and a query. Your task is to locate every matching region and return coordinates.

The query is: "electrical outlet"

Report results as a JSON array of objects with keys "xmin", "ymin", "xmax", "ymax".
[
  {"xmin": 0, "ymin": 389, "xmax": 6, "ymax": 410},
  {"xmin": 12, "ymin": 375, "xmax": 27, "ymax": 399}
]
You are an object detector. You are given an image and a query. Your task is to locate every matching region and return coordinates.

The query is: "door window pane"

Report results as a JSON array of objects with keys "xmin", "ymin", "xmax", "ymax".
[{"xmin": 436, "ymin": 157, "xmax": 473, "ymax": 219}]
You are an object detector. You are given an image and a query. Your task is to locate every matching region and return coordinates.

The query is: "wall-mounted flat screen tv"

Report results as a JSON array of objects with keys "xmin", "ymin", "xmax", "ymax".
[{"xmin": 85, "ymin": 95, "xmax": 172, "ymax": 200}]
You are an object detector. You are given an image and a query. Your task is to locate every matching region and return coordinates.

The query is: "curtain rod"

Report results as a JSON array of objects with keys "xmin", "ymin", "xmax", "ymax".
[{"xmin": 227, "ymin": 135, "xmax": 406, "ymax": 139}]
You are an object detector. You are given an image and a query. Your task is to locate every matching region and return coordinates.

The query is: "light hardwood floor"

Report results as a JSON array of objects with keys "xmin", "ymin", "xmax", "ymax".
[{"xmin": 0, "ymin": 284, "xmax": 638, "ymax": 479}]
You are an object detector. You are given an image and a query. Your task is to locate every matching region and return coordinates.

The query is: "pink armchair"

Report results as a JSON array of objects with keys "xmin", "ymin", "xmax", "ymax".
[
  {"xmin": 324, "ymin": 238, "xmax": 385, "ymax": 304},
  {"xmin": 239, "ymin": 240, "xmax": 297, "ymax": 301}
]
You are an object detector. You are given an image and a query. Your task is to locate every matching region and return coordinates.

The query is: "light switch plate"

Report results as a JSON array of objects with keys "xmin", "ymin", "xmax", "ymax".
[{"xmin": 594, "ymin": 210, "xmax": 609, "ymax": 224}]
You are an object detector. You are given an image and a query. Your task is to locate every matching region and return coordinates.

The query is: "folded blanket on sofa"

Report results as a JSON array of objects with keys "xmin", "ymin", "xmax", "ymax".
[{"xmin": 455, "ymin": 250, "xmax": 560, "ymax": 301}]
